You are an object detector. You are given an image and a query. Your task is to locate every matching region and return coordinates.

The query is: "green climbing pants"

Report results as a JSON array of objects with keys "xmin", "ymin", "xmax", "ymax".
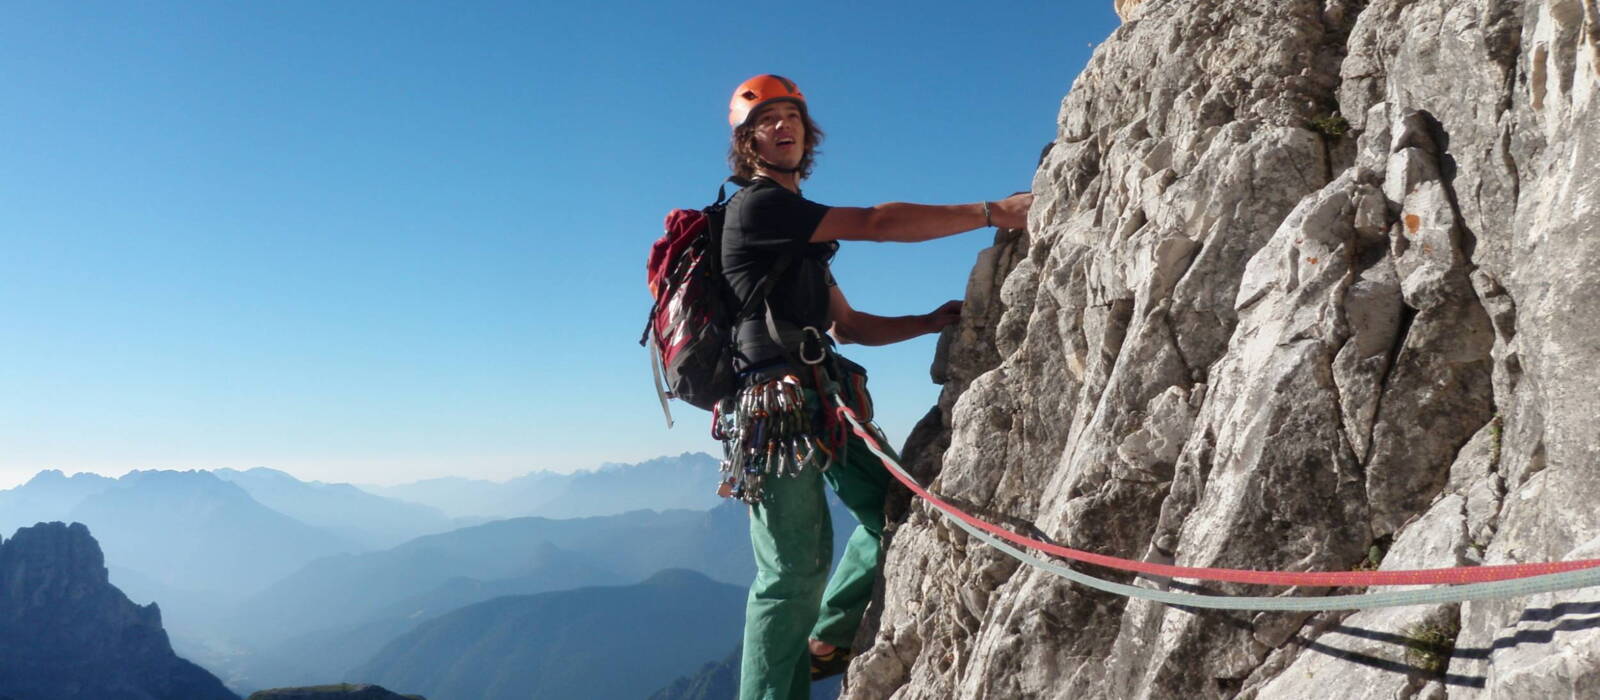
[{"xmin": 738, "ymin": 423, "xmax": 892, "ymax": 700}]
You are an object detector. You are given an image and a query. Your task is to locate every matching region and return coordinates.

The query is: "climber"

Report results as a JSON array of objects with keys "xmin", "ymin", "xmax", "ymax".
[{"xmin": 717, "ymin": 73, "xmax": 1030, "ymax": 700}]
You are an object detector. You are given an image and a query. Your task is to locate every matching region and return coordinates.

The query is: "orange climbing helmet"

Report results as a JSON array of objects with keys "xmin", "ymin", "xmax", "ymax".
[{"xmin": 728, "ymin": 74, "xmax": 807, "ymax": 129}]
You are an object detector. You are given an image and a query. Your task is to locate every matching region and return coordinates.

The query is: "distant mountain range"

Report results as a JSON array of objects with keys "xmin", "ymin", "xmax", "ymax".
[
  {"xmin": 231, "ymin": 503, "xmax": 758, "ymax": 649},
  {"xmin": 76, "ymin": 470, "xmax": 363, "ymax": 596},
  {"xmin": 2, "ymin": 453, "xmax": 723, "ymax": 547},
  {"xmin": 213, "ymin": 467, "xmax": 461, "ymax": 549},
  {"xmin": 227, "ymin": 497, "xmax": 855, "ymax": 691},
  {"xmin": 0, "ymin": 467, "xmax": 470, "ymax": 686},
  {"xmin": 0, "ymin": 469, "xmax": 117, "ymax": 536},
  {"xmin": 229, "ymin": 540, "xmax": 626, "ymax": 690},
  {"xmin": 0, "ymin": 454, "xmax": 726, "ymax": 608},
  {"xmin": 353, "ymin": 569, "xmax": 747, "ymax": 700},
  {"xmin": 0, "ymin": 469, "xmax": 364, "ymax": 607},
  {"xmin": 361, "ymin": 452, "xmax": 723, "ymax": 519},
  {"xmin": 0, "ymin": 454, "xmax": 855, "ymax": 697}
]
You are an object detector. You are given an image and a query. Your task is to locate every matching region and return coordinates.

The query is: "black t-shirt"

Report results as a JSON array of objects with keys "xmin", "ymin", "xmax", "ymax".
[{"xmin": 721, "ymin": 177, "xmax": 838, "ymax": 371}]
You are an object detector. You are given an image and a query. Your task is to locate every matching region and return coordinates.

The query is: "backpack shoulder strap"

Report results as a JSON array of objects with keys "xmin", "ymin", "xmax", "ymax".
[
  {"xmin": 716, "ymin": 176, "xmax": 754, "ymax": 206},
  {"xmin": 736, "ymin": 255, "xmax": 795, "ymax": 320}
]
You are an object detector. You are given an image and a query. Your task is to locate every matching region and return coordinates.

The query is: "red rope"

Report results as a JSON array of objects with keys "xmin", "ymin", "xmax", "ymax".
[{"xmin": 838, "ymin": 405, "xmax": 1600, "ymax": 587}]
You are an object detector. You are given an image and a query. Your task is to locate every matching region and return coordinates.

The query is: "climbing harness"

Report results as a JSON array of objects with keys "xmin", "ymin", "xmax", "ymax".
[
  {"xmin": 714, "ymin": 375, "xmax": 820, "ymax": 503},
  {"xmin": 712, "ymin": 345, "xmax": 872, "ymax": 504},
  {"xmin": 829, "ymin": 395, "xmax": 1600, "ymax": 611}
]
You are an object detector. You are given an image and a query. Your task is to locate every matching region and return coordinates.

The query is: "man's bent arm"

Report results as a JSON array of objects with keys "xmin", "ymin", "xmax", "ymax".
[
  {"xmin": 832, "ymin": 310, "xmax": 941, "ymax": 346},
  {"xmin": 827, "ymin": 286, "xmax": 957, "ymax": 346}
]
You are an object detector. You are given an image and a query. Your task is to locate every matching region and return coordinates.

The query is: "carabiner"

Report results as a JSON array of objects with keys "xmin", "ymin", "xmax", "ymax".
[{"xmin": 799, "ymin": 326, "xmax": 827, "ymax": 365}]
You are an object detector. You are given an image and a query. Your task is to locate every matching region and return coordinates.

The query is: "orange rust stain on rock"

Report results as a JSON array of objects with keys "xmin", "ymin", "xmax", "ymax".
[
  {"xmin": 1404, "ymin": 214, "xmax": 1421, "ymax": 235},
  {"xmin": 1307, "ymin": 257, "xmax": 1320, "ymax": 264}
]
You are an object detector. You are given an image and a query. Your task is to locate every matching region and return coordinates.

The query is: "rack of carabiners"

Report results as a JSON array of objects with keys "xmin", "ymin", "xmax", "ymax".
[{"xmin": 713, "ymin": 374, "xmax": 837, "ymax": 504}]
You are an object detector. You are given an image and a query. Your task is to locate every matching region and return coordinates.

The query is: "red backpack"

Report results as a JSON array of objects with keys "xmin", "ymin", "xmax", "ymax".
[{"xmin": 640, "ymin": 179, "xmax": 791, "ymax": 426}]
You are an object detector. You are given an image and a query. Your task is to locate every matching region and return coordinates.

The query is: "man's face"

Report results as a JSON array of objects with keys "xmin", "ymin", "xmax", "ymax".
[{"xmin": 751, "ymin": 101, "xmax": 806, "ymax": 170}]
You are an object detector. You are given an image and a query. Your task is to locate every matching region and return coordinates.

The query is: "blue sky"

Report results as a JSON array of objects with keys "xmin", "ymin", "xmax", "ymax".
[{"xmin": 0, "ymin": 2, "xmax": 1120, "ymax": 489}]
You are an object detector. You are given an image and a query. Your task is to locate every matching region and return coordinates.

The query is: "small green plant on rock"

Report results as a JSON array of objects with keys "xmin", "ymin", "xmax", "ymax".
[
  {"xmin": 1403, "ymin": 620, "xmax": 1461, "ymax": 677},
  {"xmin": 1354, "ymin": 535, "xmax": 1393, "ymax": 571},
  {"xmin": 1309, "ymin": 113, "xmax": 1351, "ymax": 139}
]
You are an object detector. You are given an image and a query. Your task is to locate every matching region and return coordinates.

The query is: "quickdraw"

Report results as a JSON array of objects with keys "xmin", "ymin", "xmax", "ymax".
[
  {"xmin": 712, "ymin": 352, "xmax": 874, "ymax": 504},
  {"xmin": 714, "ymin": 374, "xmax": 828, "ymax": 504}
]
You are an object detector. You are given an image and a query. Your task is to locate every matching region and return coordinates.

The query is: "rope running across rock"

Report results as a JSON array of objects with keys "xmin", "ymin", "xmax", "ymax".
[{"xmin": 830, "ymin": 397, "xmax": 1600, "ymax": 611}]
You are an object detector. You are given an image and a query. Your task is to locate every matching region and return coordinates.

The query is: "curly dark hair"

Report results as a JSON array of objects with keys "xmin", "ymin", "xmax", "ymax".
[{"xmin": 727, "ymin": 103, "xmax": 825, "ymax": 181}]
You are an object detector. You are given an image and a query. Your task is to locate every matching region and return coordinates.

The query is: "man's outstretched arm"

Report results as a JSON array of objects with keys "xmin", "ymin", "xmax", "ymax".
[{"xmin": 811, "ymin": 192, "xmax": 1031, "ymax": 244}]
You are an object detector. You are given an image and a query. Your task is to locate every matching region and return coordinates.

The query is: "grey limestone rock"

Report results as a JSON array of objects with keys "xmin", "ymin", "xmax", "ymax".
[
  {"xmin": 0, "ymin": 522, "xmax": 238, "ymax": 700},
  {"xmin": 846, "ymin": 0, "xmax": 1600, "ymax": 698}
]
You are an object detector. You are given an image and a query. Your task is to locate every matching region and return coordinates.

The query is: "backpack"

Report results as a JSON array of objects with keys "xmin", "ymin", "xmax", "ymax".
[{"xmin": 640, "ymin": 178, "xmax": 791, "ymax": 427}]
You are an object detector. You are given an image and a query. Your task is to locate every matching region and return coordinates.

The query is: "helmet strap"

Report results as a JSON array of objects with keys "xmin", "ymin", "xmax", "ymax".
[{"xmin": 756, "ymin": 158, "xmax": 801, "ymax": 175}]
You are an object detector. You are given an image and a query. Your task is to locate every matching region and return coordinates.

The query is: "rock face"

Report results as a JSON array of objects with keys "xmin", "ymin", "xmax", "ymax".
[
  {"xmin": 850, "ymin": 0, "xmax": 1600, "ymax": 698},
  {"xmin": 0, "ymin": 522, "xmax": 237, "ymax": 700}
]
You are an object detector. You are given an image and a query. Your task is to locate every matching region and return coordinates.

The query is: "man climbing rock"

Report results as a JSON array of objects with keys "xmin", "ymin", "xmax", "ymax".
[{"xmin": 716, "ymin": 74, "xmax": 1030, "ymax": 700}]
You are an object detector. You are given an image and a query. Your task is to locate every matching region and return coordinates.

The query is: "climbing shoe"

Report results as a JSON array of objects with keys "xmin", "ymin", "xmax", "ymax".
[{"xmin": 810, "ymin": 646, "xmax": 853, "ymax": 681}]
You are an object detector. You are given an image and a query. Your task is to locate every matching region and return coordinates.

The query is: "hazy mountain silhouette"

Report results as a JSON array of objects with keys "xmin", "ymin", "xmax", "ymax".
[
  {"xmin": 3, "ymin": 458, "xmax": 862, "ymax": 696},
  {"xmin": 214, "ymin": 467, "xmax": 460, "ymax": 549},
  {"xmin": 364, "ymin": 452, "xmax": 721, "ymax": 519},
  {"xmin": 108, "ymin": 563, "xmax": 242, "ymax": 665},
  {"xmin": 362, "ymin": 473, "xmax": 554, "ymax": 520},
  {"xmin": 0, "ymin": 469, "xmax": 430, "ymax": 690},
  {"xmin": 1, "ymin": 469, "xmax": 364, "ymax": 603},
  {"xmin": 66, "ymin": 470, "xmax": 359, "ymax": 598},
  {"xmin": 229, "ymin": 541, "xmax": 623, "ymax": 691},
  {"xmin": 231, "ymin": 504, "xmax": 756, "ymax": 648},
  {"xmin": 228, "ymin": 495, "xmax": 855, "ymax": 690},
  {"xmin": 0, "ymin": 469, "xmax": 117, "ymax": 537},
  {"xmin": 353, "ymin": 569, "xmax": 745, "ymax": 700}
]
